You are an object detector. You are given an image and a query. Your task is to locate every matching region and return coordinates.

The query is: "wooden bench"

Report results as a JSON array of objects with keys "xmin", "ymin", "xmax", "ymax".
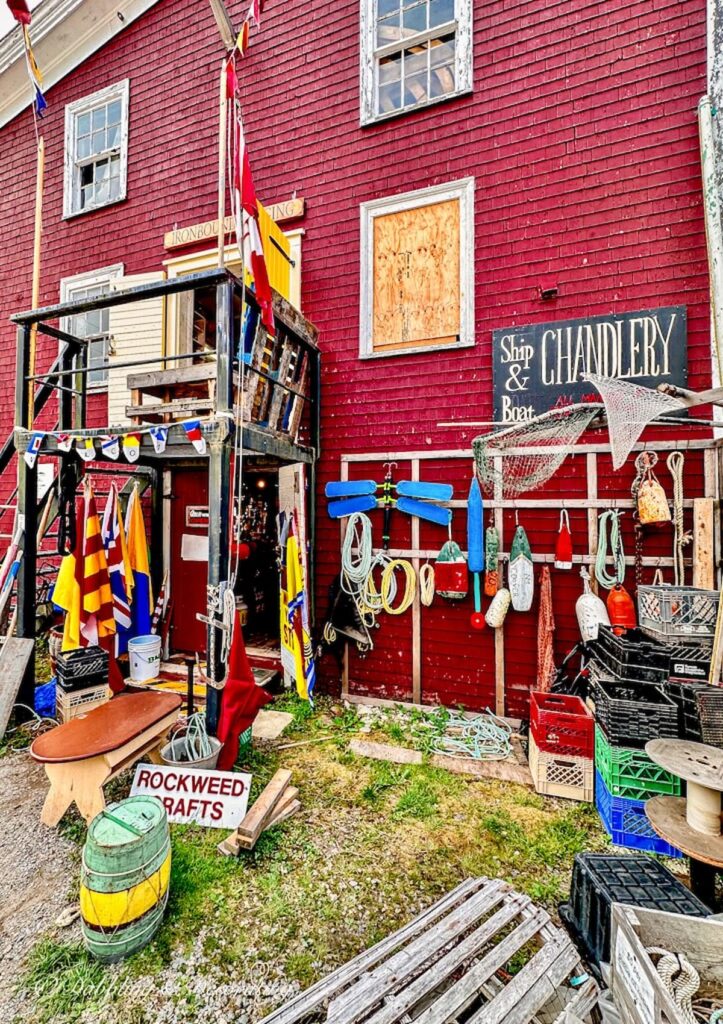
[{"xmin": 30, "ymin": 691, "xmax": 183, "ymax": 826}]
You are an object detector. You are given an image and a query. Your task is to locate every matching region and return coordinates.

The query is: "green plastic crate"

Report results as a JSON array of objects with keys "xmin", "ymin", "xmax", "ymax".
[{"xmin": 594, "ymin": 726, "xmax": 682, "ymax": 799}]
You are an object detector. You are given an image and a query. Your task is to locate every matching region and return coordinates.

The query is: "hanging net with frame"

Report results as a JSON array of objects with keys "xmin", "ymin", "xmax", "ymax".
[{"xmin": 472, "ymin": 403, "xmax": 603, "ymax": 498}]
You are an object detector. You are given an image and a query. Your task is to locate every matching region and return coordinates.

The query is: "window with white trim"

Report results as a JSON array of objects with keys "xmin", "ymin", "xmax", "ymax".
[
  {"xmin": 63, "ymin": 81, "xmax": 129, "ymax": 218},
  {"xmin": 360, "ymin": 178, "xmax": 475, "ymax": 358},
  {"xmin": 361, "ymin": 0, "xmax": 473, "ymax": 124},
  {"xmin": 60, "ymin": 265, "xmax": 124, "ymax": 390}
]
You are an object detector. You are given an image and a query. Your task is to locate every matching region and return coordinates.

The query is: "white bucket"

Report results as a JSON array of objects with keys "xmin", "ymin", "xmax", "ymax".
[{"xmin": 128, "ymin": 635, "xmax": 162, "ymax": 683}]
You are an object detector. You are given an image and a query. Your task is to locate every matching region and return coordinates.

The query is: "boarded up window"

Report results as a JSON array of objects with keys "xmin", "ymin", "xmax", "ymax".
[
  {"xmin": 360, "ymin": 178, "xmax": 474, "ymax": 358},
  {"xmin": 373, "ymin": 198, "xmax": 460, "ymax": 352}
]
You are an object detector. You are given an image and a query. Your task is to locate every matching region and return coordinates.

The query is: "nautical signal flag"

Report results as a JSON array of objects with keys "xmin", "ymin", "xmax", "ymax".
[
  {"xmin": 101, "ymin": 482, "xmax": 133, "ymax": 655},
  {"xmin": 125, "ymin": 484, "xmax": 153, "ymax": 638},
  {"xmin": 7, "ymin": 1, "xmax": 31, "ymax": 25}
]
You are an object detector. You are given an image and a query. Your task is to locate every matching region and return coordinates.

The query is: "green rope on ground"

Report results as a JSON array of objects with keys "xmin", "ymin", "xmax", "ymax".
[{"xmin": 430, "ymin": 710, "xmax": 513, "ymax": 761}]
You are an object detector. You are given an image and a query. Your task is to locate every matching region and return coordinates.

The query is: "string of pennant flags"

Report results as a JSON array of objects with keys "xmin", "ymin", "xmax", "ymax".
[{"xmin": 23, "ymin": 419, "xmax": 210, "ymax": 469}]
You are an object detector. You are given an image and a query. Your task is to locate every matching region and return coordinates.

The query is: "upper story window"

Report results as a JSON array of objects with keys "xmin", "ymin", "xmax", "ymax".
[
  {"xmin": 361, "ymin": 0, "xmax": 473, "ymax": 124},
  {"xmin": 60, "ymin": 265, "xmax": 124, "ymax": 390},
  {"xmin": 63, "ymin": 81, "xmax": 129, "ymax": 218}
]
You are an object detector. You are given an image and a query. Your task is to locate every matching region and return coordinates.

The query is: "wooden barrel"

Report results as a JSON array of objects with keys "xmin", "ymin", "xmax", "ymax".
[{"xmin": 80, "ymin": 796, "xmax": 171, "ymax": 962}]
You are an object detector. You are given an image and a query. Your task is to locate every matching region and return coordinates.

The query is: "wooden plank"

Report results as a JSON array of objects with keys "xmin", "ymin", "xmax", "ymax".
[
  {"xmin": 0, "ymin": 637, "xmax": 35, "ymax": 740},
  {"xmin": 366, "ymin": 893, "xmax": 528, "ymax": 1024},
  {"xmin": 127, "ymin": 362, "xmax": 218, "ymax": 392},
  {"xmin": 341, "ymin": 439, "xmax": 716, "ymax": 463},
  {"xmin": 327, "ymin": 880, "xmax": 512, "ymax": 1024},
  {"xmin": 259, "ymin": 879, "xmax": 487, "ymax": 1024},
  {"xmin": 411, "ymin": 459, "xmax": 422, "ymax": 705},
  {"xmin": 265, "ymin": 796, "xmax": 301, "ymax": 830},
  {"xmin": 350, "ymin": 739, "xmax": 423, "ymax": 765},
  {"xmin": 493, "ymin": 456, "xmax": 505, "ymax": 716},
  {"xmin": 414, "ymin": 907, "xmax": 550, "ymax": 1024},
  {"xmin": 235, "ymin": 769, "xmax": 292, "ymax": 841},
  {"xmin": 125, "ymin": 398, "xmax": 215, "ymax": 418},
  {"xmin": 470, "ymin": 938, "xmax": 580, "ymax": 1024},
  {"xmin": 272, "ymin": 288, "xmax": 319, "ymax": 349},
  {"xmin": 429, "ymin": 753, "xmax": 533, "ymax": 787},
  {"xmin": 693, "ymin": 498, "xmax": 715, "ymax": 589},
  {"xmin": 227, "ymin": 789, "xmax": 302, "ymax": 852},
  {"xmin": 587, "ymin": 452, "xmax": 599, "ymax": 595},
  {"xmin": 551, "ymin": 978, "xmax": 599, "ymax": 1024}
]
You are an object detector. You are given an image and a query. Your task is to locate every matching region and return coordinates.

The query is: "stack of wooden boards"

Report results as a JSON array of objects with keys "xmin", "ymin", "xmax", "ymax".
[
  {"xmin": 218, "ymin": 769, "xmax": 299, "ymax": 855},
  {"xmin": 259, "ymin": 877, "xmax": 599, "ymax": 1024}
]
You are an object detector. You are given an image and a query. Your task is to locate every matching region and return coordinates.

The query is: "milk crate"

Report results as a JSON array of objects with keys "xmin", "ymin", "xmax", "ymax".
[
  {"xmin": 56, "ymin": 683, "xmax": 110, "ymax": 723},
  {"xmin": 592, "ymin": 676, "xmax": 679, "ymax": 749},
  {"xmin": 559, "ymin": 853, "xmax": 709, "ymax": 973},
  {"xmin": 594, "ymin": 770, "xmax": 681, "ymax": 857},
  {"xmin": 638, "ymin": 584, "xmax": 720, "ymax": 641},
  {"xmin": 56, "ymin": 645, "xmax": 108, "ymax": 692},
  {"xmin": 590, "ymin": 625, "xmax": 670, "ymax": 684},
  {"xmin": 659, "ymin": 636, "xmax": 712, "ymax": 683},
  {"xmin": 528, "ymin": 735, "xmax": 593, "ymax": 801},
  {"xmin": 594, "ymin": 726, "xmax": 681, "ymax": 799},
  {"xmin": 530, "ymin": 690, "xmax": 594, "ymax": 759}
]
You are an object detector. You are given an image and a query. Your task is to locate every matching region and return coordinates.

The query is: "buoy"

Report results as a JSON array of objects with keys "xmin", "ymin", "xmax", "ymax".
[{"xmin": 80, "ymin": 796, "xmax": 170, "ymax": 963}]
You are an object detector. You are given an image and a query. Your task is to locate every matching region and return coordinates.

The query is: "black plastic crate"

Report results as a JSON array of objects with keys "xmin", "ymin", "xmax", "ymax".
[
  {"xmin": 696, "ymin": 688, "xmax": 723, "ymax": 749},
  {"xmin": 657, "ymin": 635, "xmax": 713, "ymax": 683},
  {"xmin": 559, "ymin": 853, "xmax": 710, "ymax": 972},
  {"xmin": 590, "ymin": 625, "xmax": 670, "ymax": 684},
  {"xmin": 56, "ymin": 645, "xmax": 109, "ymax": 692},
  {"xmin": 592, "ymin": 676, "xmax": 678, "ymax": 749},
  {"xmin": 666, "ymin": 680, "xmax": 706, "ymax": 742}
]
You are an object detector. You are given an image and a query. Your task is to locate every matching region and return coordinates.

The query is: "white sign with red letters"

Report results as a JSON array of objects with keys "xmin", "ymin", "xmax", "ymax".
[{"xmin": 131, "ymin": 764, "xmax": 251, "ymax": 829}]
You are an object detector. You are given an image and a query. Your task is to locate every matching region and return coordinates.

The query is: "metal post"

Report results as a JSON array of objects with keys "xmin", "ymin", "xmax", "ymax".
[
  {"xmin": 206, "ymin": 280, "xmax": 234, "ymax": 733},
  {"xmin": 15, "ymin": 325, "xmax": 37, "ymax": 705},
  {"xmin": 149, "ymin": 468, "xmax": 164, "ymax": 597}
]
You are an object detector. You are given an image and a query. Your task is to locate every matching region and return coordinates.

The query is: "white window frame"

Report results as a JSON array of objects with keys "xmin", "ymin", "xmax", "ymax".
[
  {"xmin": 360, "ymin": 0, "xmax": 473, "ymax": 125},
  {"xmin": 359, "ymin": 177, "xmax": 475, "ymax": 359},
  {"xmin": 60, "ymin": 263, "xmax": 125, "ymax": 391},
  {"xmin": 63, "ymin": 80, "xmax": 130, "ymax": 219}
]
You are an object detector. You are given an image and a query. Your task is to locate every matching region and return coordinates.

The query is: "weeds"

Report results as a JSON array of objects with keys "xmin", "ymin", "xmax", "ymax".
[{"xmin": 21, "ymin": 939, "xmax": 117, "ymax": 1023}]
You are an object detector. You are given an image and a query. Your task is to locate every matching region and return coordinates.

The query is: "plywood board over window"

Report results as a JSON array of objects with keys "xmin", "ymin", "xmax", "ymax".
[{"xmin": 360, "ymin": 178, "xmax": 474, "ymax": 359}]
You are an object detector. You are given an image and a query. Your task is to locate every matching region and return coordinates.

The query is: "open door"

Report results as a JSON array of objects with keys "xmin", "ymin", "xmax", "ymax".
[{"xmin": 278, "ymin": 463, "xmax": 309, "ymax": 691}]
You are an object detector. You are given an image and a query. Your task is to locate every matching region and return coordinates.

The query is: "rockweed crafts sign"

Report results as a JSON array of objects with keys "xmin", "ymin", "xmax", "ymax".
[{"xmin": 492, "ymin": 307, "xmax": 687, "ymax": 422}]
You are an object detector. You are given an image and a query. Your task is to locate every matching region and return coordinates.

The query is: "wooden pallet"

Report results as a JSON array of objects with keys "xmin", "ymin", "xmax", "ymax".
[{"xmin": 260, "ymin": 878, "xmax": 595, "ymax": 1024}]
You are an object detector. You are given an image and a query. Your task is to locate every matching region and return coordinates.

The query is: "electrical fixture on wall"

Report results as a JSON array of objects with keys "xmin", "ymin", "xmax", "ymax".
[{"xmin": 537, "ymin": 283, "xmax": 559, "ymax": 301}]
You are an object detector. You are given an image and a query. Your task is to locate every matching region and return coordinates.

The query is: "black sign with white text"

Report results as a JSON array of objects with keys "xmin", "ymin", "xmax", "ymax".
[{"xmin": 492, "ymin": 306, "xmax": 687, "ymax": 423}]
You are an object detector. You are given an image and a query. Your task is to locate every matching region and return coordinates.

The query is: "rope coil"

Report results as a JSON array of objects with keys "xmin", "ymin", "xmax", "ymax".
[{"xmin": 595, "ymin": 510, "xmax": 626, "ymax": 588}]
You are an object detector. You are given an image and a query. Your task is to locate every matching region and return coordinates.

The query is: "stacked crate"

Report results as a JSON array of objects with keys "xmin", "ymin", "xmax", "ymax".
[
  {"xmin": 638, "ymin": 583, "xmax": 723, "ymax": 750},
  {"xmin": 56, "ymin": 646, "xmax": 110, "ymax": 724},
  {"xmin": 587, "ymin": 626, "xmax": 681, "ymax": 855},
  {"xmin": 528, "ymin": 691, "xmax": 595, "ymax": 801}
]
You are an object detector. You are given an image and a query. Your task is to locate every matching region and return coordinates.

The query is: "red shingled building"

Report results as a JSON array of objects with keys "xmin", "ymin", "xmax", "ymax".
[{"xmin": 0, "ymin": 0, "xmax": 715, "ymax": 715}]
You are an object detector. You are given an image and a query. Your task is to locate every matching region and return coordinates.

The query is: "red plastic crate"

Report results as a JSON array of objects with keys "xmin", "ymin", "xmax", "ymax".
[{"xmin": 530, "ymin": 690, "xmax": 595, "ymax": 759}]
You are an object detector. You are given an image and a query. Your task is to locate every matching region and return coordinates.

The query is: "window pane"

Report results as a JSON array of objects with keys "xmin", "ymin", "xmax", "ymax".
[
  {"xmin": 107, "ymin": 123, "xmax": 120, "ymax": 148},
  {"xmin": 404, "ymin": 71, "xmax": 428, "ymax": 105},
  {"xmin": 88, "ymin": 337, "xmax": 109, "ymax": 387},
  {"xmin": 106, "ymin": 99, "xmax": 122, "ymax": 125},
  {"xmin": 378, "ymin": 80, "xmax": 402, "ymax": 113},
  {"xmin": 95, "ymin": 158, "xmax": 110, "ymax": 181},
  {"xmin": 77, "ymin": 135, "xmax": 91, "ymax": 159},
  {"xmin": 109, "ymin": 176, "xmax": 121, "ymax": 201},
  {"xmin": 92, "ymin": 106, "xmax": 106, "ymax": 131},
  {"xmin": 377, "ymin": 12, "xmax": 401, "ymax": 45},
  {"xmin": 430, "ymin": 62, "xmax": 455, "ymax": 96},
  {"xmin": 404, "ymin": 45, "xmax": 427, "ymax": 76},
  {"xmin": 430, "ymin": 33, "xmax": 455, "ymax": 66},
  {"xmin": 76, "ymin": 111, "xmax": 91, "ymax": 137},
  {"xmin": 378, "ymin": 0, "xmax": 397, "ymax": 15},
  {"xmin": 402, "ymin": 2, "xmax": 426, "ymax": 35},
  {"xmin": 81, "ymin": 184, "xmax": 93, "ymax": 208},
  {"xmin": 80, "ymin": 164, "xmax": 94, "ymax": 186},
  {"xmin": 92, "ymin": 130, "xmax": 106, "ymax": 155},
  {"xmin": 429, "ymin": 0, "xmax": 454, "ymax": 28},
  {"xmin": 379, "ymin": 52, "xmax": 402, "ymax": 84}
]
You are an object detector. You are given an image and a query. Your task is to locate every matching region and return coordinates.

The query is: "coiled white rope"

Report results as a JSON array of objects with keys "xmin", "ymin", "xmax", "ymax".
[
  {"xmin": 646, "ymin": 947, "xmax": 700, "ymax": 1024},
  {"xmin": 430, "ymin": 710, "xmax": 513, "ymax": 761},
  {"xmin": 667, "ymin": 451, "xmax": 690, "ymax": 586},
  {"xmin": 595, "ymin": 510, "xmax": 626, "ymax": 588},
  {"xmin": 419, "ymin": 563, "xmax": 435, "ymax": 607}
]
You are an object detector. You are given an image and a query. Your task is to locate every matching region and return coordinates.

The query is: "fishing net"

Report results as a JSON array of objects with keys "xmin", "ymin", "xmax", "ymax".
[
  {"xmin": 473, "ymin": 403, "xmax": 603, "ymax": 498},
  {"xmin": 583, "ymin": 373, "xmax": 686, "ymax": 469}
]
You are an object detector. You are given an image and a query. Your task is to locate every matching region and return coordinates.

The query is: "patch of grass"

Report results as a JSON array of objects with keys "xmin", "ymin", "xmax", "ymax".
[
  {"xmin": 21, "ymin": 939, "xmax": 117, "ymax": 1023},
  {"xmin": 361, "ymin": 761, "xmax": 411, "ymax": 804},
  {"xmin": 393, "ymin": 778, "xmax": 438, "ymax": 819}
]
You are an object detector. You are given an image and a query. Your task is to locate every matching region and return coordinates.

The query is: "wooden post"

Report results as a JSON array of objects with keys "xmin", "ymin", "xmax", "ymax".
[
  {"xmin": 217, "ymin": 60, "xmax": 227, "ymax": 269},
  {"xmin": 693, "ymin": 498, "xmax": 715, "ymax": 589},
  {"xmin": 15, "ymin": 324, "xmax": 37, "ymax": 706},
  {"xmin": 586, "ymin": 452, "xmax": 599, "ymax": 592},
  {"xmin": 27, "ymin": 136, "xmax": 44, "ymax": 425},
  {"xmin": 340, "ymin": 459, "xmax": 349, "ymax": 698},
  {"xmin": 493, "ymin": 456, "xmax": 505, "ymax": 716},
  {"xmin": 411, "ymin": 458, "xmax": 421, "ymax": 704}
]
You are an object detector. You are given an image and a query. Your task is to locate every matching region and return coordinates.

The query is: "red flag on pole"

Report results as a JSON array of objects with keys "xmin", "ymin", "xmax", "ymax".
[
  {"xmin": 216, "ymin": 619, "xmax": 273, "ymax": 771},
  {"xmin": 7, "ymin": 1, "xmax": 32, "ymax": 25}
]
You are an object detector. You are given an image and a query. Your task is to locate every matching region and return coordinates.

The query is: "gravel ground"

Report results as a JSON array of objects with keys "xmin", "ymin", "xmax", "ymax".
[{"xmin": 0, "ymin": 752, "xmax": 78, "ymax": 1020}]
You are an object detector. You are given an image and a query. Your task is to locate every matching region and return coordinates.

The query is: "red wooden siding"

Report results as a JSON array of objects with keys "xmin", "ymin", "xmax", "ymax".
[{"xmin": 0, "ymin": 0, "xmax": 713, "ymax": 713}]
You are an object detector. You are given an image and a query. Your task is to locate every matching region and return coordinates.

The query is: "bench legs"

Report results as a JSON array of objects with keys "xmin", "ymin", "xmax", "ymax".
[{"xmin": 41, "ymin": 757, "xmax": 110, "ymax": 827}]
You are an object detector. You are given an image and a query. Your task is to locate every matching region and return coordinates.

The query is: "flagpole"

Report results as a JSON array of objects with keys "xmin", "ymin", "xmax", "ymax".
[
  {"xmin": 217, "ymin": 59, "xmax": 227, "ymax": 269},
  {"xmin": 28, "ymin": 134, "xmax": 44, "ymax": 425}
]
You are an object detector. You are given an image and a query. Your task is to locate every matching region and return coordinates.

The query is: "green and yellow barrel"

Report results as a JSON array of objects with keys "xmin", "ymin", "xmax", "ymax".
[{"xmin": 80, "ymin": 796, "xmax": 171, "ymax": 962}]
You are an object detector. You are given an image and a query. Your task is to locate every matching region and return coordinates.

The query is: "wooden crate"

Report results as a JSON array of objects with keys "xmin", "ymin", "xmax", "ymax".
[
  {"xmin": 611, "ymin": 904, "xmax": 723, "ymax": 1024},
  {"xmin": 260, "ymin": 877, "xmax": 597, "ymax": 1024}
]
